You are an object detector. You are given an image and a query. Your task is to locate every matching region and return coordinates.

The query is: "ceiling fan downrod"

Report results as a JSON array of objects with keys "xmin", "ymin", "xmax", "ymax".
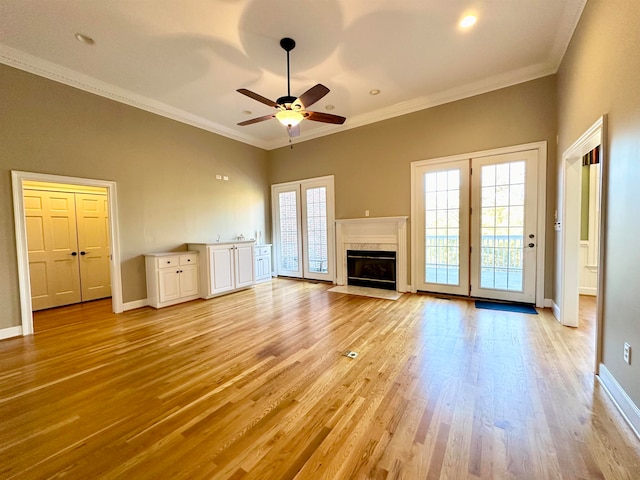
[{"xmin": 278, "ymin": 38, "xmax": 297, "ymax": 106}]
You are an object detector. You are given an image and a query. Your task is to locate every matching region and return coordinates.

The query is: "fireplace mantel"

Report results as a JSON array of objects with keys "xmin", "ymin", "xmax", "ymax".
[{"xmin": 335, "ymin": 216, "xmax": 408, "ymax": 292}]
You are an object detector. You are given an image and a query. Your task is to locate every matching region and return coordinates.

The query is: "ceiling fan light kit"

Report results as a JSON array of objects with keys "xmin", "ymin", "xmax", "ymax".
[
  {"xmin": 275, "ymin": 109, "xmax": 304, "ymax": 127},
  {"xmin": 236, "ymin": 37, "xmax": 346, "ymax": 138}
]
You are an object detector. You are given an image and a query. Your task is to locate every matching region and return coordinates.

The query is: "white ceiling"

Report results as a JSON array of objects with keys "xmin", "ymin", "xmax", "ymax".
[{"xmin": 0, "ymin": 0, "xmax": 586, "ymax": 150}]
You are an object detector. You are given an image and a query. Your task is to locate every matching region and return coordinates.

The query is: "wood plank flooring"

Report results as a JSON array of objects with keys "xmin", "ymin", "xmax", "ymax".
[{"xmin": 1, "ymin": 281, "xmax": 639, "ymax": 479}]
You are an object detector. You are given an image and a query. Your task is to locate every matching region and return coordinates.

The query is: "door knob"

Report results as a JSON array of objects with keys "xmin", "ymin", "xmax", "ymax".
[
  {"xmin": 528, "ymin": 243, "xmax": 535, "ymax": 248},
  {"xmin": 70, "ymin": 251, "xmax": 77, "ymax": 256},
  {"xmin": 80, "ymin": 251, "xmax": 87, "ymax": 255}
]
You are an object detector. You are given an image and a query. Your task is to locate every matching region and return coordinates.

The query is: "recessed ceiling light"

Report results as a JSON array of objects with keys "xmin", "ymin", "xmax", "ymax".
[
  {"xmin": 325, "ymin": 105, "xmax": 335, "ymax": 111},
  {"xmin": 369, "ymin": 89, "xmax": 381, "ymax": 96},
  {"xmin": 459, "ymin": 15, "xmax": 477, "ymax": 29},
  {"xmin": 74, "ymin": 33, "xmax": 95, "ymax": 45}
]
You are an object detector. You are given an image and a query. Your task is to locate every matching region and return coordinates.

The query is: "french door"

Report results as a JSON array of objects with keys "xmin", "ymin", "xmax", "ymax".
[
  {"xmin": 272, "ymin": 176, "xmax": 335, "ymax": 282},
  {"xmin": 414, "ymin": 150, "xmax": 538, "ymax": 303}
]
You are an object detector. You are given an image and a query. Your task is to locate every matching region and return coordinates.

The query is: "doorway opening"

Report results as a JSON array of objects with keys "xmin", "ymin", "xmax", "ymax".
[
  {"xmin": 24, "ymin": 181, "xmax": 112, "ymax": 312},
  {"xmin": 557, "ymin": 116, "xmax": 606, "ymax": 368},
  {"xmin": 11, "ymin": 171, "xmax": 123, "ymax": 336}
]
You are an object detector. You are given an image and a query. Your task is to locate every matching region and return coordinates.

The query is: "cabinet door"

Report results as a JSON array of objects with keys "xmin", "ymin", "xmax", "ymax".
[
  {"xmin": 210, "ymin": 247, "xmax": 234, "ymax": 294},
  {"xmin": 255, "ymin": 256, "xmax": 266, "ymax": 281},
  {"xmin": 235, "ymin": 244, "xmax": 255, "ymax": 288},
  {"xmin": 179, "ymin": 264, "xmax": 199, "ymax": 297},
  {"xmin": 159, "ymin": 268, "xmax": 180, "ymax": 303}
]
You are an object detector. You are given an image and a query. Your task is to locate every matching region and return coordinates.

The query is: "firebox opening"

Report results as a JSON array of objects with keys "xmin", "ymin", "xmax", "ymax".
[{"xmin": 347, "ymin": 250, "xmax": 397, "ymax": 291}]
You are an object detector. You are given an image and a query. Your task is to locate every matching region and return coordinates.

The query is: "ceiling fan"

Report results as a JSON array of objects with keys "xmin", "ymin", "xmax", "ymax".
[{"xmin": 237, "ymin": 38, "xmax": 346, "ymax": 138}]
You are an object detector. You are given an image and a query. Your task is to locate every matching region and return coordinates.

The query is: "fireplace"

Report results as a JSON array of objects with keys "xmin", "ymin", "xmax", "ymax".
[
  {"xmin": 347, "ymin": 250, "xmax": 397, "ymax": 290},
  {"xmin": 335, "ymin": 216, "xmax": 408, "ymax": 293}
]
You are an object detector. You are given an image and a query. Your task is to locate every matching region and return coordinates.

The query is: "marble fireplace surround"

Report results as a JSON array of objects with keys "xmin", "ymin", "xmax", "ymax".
[{"xmin": 335, "ymin": 216, "xmax": 408, "ymax": 292}]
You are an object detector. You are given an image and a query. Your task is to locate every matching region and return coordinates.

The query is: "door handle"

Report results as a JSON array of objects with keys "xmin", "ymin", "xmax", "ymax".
[
  {"xmin": 80, "ymin": 251, "xmax": 87, "ymax": 255},
  {"xmin": 70, "ymin": 251, "xmax": 77, "ymax": 256},
  {"xmin": 528, "ymin": 243, "xmax": 535, "ymax": 248}
]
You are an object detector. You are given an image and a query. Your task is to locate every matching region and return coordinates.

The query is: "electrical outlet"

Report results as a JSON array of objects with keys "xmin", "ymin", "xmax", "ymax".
[
  {"xmin": 365, "ymin": 210, "xmax": 369, "ymax": 217},
  {"xmin": 623, "ymin": 342, "xmax": 631, "ymax": 364}
]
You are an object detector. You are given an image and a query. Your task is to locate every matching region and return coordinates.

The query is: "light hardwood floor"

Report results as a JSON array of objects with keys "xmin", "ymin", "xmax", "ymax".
[{"xmin": 1, "ymin": 281, "xmax": 639, "ymax": 479}]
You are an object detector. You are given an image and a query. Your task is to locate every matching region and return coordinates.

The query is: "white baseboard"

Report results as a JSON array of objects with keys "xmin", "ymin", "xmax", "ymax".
[
  {"xmin": 597, "ymin": 363, "xmax": 640, "ymax": 440},
  {"xmin": 122, "ymin": 299, "xmax": 149, "ymax": 311},
  {"xmin": 579, "ymin": 287, "xmax": 597, "ymax": 296},
  {"xmin": 543, "ymin": 298, "xmax": 554, "ymax": 308},
  {"xmin": 0, "ymin": 325, "xmax": 23, "ymax": 340}
]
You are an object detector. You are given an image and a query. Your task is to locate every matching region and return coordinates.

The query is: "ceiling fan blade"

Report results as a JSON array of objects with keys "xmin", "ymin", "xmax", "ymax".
[
  {"xmin": 237, "ymin": 88, "xmax": 279, "ymax": 108},
  {"xmin": 237, "ymin": 114, "xmax": 275, "ymax": 126},
  {"xmin": 305, "ymin": 111, "xmax": 346, "ymax": 125},
  {"xmin": 287, "ymin": 124, "xmax": 301, "ymax": 138},
  {"xmin": 293, "ymin": 84, "xmax": 330, "ymax": 109}
]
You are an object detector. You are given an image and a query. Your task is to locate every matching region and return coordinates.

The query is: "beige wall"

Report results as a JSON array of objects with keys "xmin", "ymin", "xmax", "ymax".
[
  {"xmin": 557, "ymin": 0, "xmax": 640, "ymax": 408},
  {"xmin": 269, "ymin": 76, "xmax": 558, "ymax": 297},
  {"xmin": 0, "ymin": 64, "xmax": 269, "ymax": 328}
]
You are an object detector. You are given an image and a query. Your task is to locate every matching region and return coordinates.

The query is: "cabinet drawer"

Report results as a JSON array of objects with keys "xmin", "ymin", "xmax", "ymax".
[
  {"xmin": 157, "ymin": 256, "xmax": 179, "ymax": 268},
  {"xmin": 256, "ymin": 246, "xmax": 271, "ymax": 256},
  {"xmin": 180, "ymin": 253, "xmax": 198, "ymax": 266}
]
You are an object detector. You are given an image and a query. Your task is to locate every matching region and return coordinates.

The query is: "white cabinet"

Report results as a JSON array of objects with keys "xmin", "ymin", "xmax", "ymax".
[
  {"xmin": 188, "ymin": 241, "xmax": 255, "ymax": 298},
  {"xmin": 145, "ymin": 252, "xmax": 199, "ymax": 308},
  {"xmin": 254, "ymin": 244, "xmax": 272, "ymax": 283}
]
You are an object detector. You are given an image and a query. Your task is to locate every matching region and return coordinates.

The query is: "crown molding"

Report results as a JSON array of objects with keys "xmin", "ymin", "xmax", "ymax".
[
  {"xmin": 0, "ymin": 45, "xmax": 271, "ymax": 150},
  {"xmin": 549, "ymin": 0, "xmax": 588, "ymax": 71},
  {"xmin": 265, "ymin": 61, "xmax": 557, "ymax": 150}
]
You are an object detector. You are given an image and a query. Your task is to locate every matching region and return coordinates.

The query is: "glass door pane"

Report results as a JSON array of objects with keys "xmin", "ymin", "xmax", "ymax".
[
  {"xmin": 279, "ymin": 191, "xmax": 300, "ymax": 273},
  {"xmin": 273, "ymin": 185, "xmax": 302, "ymax": 278},
  {"xmin": 301, "ymin": 179, "xmax": 335, "ymax": 281},
  {"xmin": 478, "ymin": 161, "xmax": 525, "ymax": 291},
  {"xmin": 471, "ymin": 150, "xmax": 537, "ymax": 303},
  {"xmin": 414, "ymin": 159, "xmax": 470, "ymax": 296},
  {"xmin": 425, "ymin": 169, "xmax": 461, "ymax": 285},
  {"xmin": 305, "ymin": 187, "xmax": 328, "ymax": 274}
]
